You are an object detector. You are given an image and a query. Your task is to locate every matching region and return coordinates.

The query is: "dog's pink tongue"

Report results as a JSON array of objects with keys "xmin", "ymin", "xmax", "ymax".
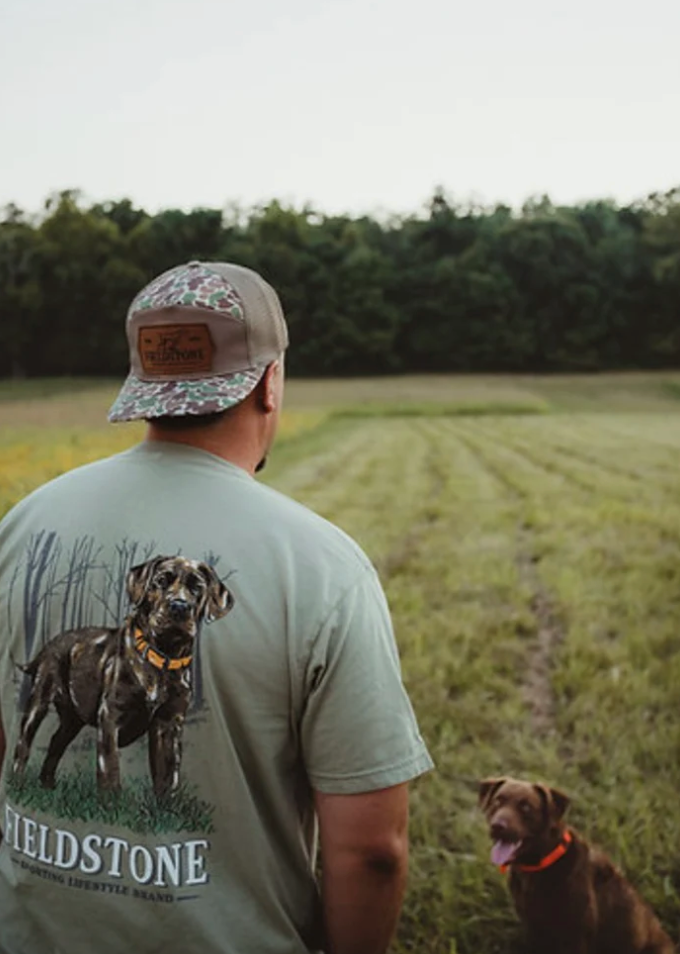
[{"xmin": 491, "ymin": 841, "xmax": 519, "ymax": 867}]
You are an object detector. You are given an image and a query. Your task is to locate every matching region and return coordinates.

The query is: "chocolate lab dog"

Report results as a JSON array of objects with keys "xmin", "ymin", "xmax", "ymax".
[
  {"xmin": 479, "ymin": 776, "xmax": 674, "ymax": 954},
  {"xmin": 13, "ymin": 555, "xmax": 233, "ymax": 798}
]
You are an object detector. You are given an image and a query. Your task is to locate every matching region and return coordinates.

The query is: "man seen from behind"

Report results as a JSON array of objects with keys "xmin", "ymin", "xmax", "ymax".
[{"xmin": 0, "ymin": 261, "xmax": 433, "ymax": 954}]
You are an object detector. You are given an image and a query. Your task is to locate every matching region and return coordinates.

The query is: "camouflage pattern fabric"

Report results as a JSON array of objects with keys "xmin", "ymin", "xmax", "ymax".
[
  {"xmin": 108, "ymin": 369, "xmax": 265, "ymax": 423},
  {"xmin": 129, "ymin": 263, "xmax": 245, "ymax": 322}
]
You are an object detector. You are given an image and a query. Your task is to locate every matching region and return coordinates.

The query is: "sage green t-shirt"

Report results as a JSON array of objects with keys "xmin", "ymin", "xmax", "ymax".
[{"xmin": 0, "ymin": 442, "xmax": 433, "ymax": 954}]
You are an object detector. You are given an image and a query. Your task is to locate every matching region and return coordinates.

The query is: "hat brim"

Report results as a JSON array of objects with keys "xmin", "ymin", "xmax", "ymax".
[{"xmin": 108, "ymin": 368, "xmax": 267, "ymax": 423}]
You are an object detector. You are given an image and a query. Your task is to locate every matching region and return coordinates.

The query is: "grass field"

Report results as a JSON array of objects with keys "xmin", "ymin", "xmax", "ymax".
[{"xmin": 2, "ymin": 373, "xmax": 680, "ymax": 952}]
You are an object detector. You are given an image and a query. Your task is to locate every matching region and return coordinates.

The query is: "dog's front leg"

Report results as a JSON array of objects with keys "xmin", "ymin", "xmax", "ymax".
[
  {"xmin": 96, "ymin": 699, "xmax": 122, "ymax": 792},
  {"xmin": 148, "ymin": 714, "xmax": 184, "ymax": 799}
]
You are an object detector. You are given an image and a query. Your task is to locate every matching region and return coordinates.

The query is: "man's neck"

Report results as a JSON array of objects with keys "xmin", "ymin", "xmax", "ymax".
[{"xmin": 145, "ymin": 425, "xmax": 259, "ymax": 476}]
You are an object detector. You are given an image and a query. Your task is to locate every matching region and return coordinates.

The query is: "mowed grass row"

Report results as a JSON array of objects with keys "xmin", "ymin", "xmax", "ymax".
[{"xmin": 1, "ymin": 378, "xmax": 680, "ymax": 951}]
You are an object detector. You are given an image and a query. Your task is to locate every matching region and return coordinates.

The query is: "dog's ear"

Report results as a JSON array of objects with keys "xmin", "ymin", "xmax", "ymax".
[
  {"xmin": 127, "ymin": 556, "xmax": 164, "ymax": 607},
  {"xmin": 478, "ymin": 777, "xmax": 507, "ymax": 811},
  {"xmin": 533, "ymin": 783, "xmax": 570, "ymax": 823},
  {"xmin": 197, "ymin": 564, "xmax": 234, "ymax": 623},
  {"xmin": 548, "ymin": 786, "xmax": 570, "ymax": 821}
]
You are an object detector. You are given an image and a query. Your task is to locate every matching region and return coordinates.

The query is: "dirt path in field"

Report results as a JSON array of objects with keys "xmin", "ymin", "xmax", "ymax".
[
  {"xmin": 516, "ymin": 527, "xmax": 565, "ymax": 736},
  {"xmin": 440, "ymin": 425, "xmax": 568, "ymax": 735},
  {"xmin": 372, "ymin": 420, "xmax": 567, "ymax": 737}
]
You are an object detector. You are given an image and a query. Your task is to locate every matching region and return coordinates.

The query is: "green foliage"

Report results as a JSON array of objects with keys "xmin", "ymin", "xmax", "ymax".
[{"xmin": 2, "ymin": 186, "xmax": 680, "ymax": 377}]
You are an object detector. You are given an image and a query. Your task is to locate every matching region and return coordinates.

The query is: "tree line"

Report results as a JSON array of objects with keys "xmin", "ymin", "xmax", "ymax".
[{"xmin": 1, "ymin": 187, "xmax": 679, "ymax": 378}]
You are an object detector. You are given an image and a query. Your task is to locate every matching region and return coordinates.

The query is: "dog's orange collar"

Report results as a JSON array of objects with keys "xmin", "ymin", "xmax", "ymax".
[
  {"xmin": 132, "ymin": 628, "xmax": 193, "ymax": 672},
  {"xmin": 500, "ymin": 829, "xmax": 573, "ymax": 874}
]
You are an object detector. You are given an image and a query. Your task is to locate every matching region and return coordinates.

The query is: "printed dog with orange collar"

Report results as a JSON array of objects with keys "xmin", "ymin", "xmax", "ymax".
[
  {"xmin": 478, "ymin": 776, "xmax": 674, "ymax": 954},
  {"xmin": 12, "ymin": 555, "xmax": 233, "ymax": 798}
]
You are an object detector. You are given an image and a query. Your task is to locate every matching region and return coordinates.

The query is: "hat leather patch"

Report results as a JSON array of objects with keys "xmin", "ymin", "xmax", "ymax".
[{"xmin": 138, "ymin": 325, "xmax": 214, "ymax": 375}]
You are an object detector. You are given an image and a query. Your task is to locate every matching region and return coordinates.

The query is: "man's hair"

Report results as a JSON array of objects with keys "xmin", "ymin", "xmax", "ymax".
[{"xmin": 147, "ymin": 410, "xmax": 231, "ymax": 431}]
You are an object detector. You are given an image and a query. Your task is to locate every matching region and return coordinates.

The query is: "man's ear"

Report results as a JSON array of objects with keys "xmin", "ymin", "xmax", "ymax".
[
  {"xmin": 478, "ymin": 777, "xmax": 507, "ymax": 811},
  {"xmin": 127, "ymin": 556, "xmax": 165, "ymax": 607},
  {"xmin": 260, "ymin": 360, "xmax": 282, "ymax": 413},
  {"xmin": 198, "ymin": 563, "xmax": 234, "ymax": 623}
]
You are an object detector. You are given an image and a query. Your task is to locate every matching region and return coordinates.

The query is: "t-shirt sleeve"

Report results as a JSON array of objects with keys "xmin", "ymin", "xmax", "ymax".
[{"xmin": 300, "ymin": 567, "xmax": 434, "ymax": 794}]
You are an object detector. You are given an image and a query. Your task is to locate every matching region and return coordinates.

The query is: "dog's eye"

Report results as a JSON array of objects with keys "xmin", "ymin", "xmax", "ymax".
[
  {"xmin": 185, "ymin": 573, "xmax": 204, "ymax": 594},
  {"xmin": 154, "ymin": 572, "xmax": 173, "ymax": 588},
  {"xmin": 519, "ymin": 800, "xmax": 532, "ymax": 815}
]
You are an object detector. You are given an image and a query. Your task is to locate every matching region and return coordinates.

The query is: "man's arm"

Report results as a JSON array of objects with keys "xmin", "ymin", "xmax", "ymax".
[{"xmin": 314, "ymin": 782, "xmax": 410, "ymax": 954}]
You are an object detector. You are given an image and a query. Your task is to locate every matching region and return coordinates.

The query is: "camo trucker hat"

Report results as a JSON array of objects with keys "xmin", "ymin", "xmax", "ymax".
[{"xmin": 108, "ymin": 261, "xmax": 289, "ymax": 422}]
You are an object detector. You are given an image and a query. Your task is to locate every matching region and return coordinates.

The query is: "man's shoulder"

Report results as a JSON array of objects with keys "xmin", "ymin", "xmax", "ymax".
[
  {"xmin": 255, "ymin": 480, "xmax": 373, "ymax": 574},
  {"xmin": 1, "ymin": 450, "xmax": 133, "ymax": 523}
]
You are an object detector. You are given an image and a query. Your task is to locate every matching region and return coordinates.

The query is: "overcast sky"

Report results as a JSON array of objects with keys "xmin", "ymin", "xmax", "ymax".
[{"xmin": 1, "ymin": 0, "xmax": 679, "ymax": 217}]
